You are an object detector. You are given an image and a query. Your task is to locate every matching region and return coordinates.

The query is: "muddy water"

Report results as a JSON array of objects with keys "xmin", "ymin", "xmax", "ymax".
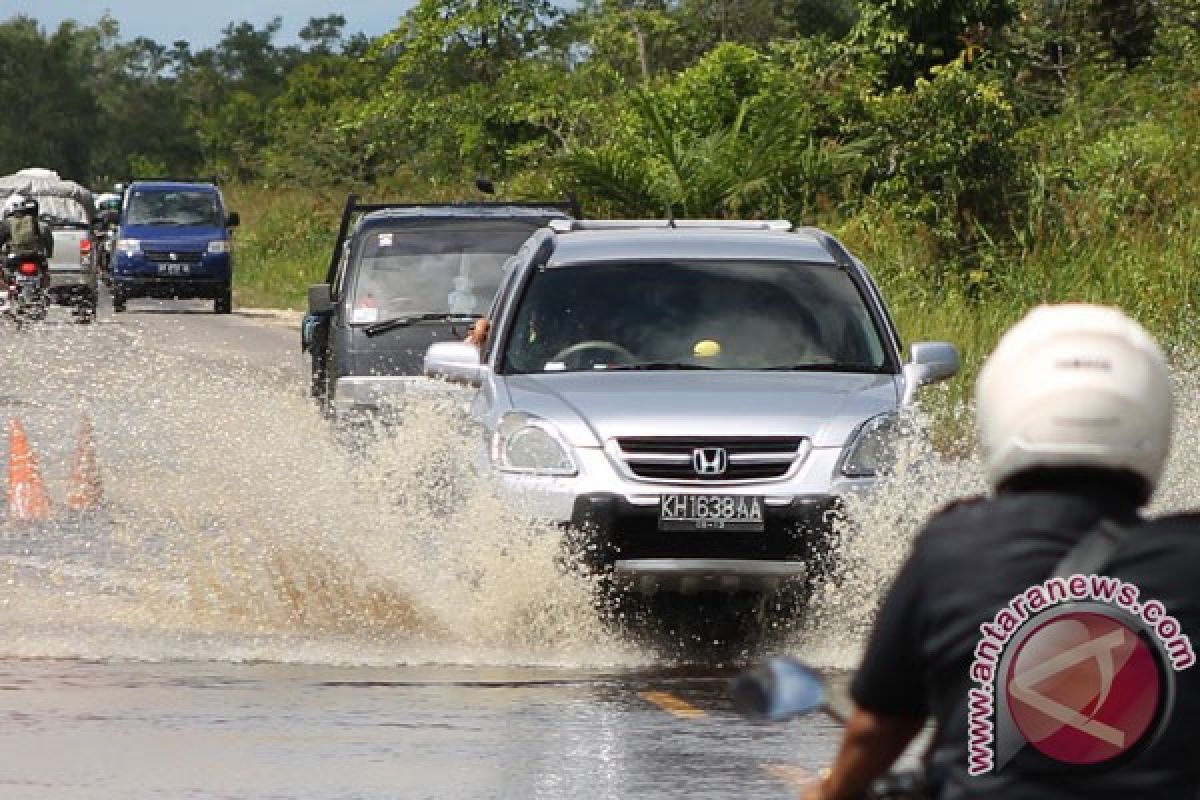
[{"xmin": 1, "ymin": 307, "xmax": 1196, "ymax": 797}]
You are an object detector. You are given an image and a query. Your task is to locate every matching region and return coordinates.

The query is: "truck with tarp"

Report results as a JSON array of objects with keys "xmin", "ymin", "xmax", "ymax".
[{"xmin": 0, "ymin": 168, "xmax": 99, "ymax": 321}]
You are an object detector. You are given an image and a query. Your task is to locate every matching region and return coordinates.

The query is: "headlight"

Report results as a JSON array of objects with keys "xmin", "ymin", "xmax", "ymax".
[
  {"xmin": 840, "ymin": 413, "xmax": 901, "ymax": 478},
  {"xmin": 491, "ymin": 412, "xmax": 577, "ymax": 476},
  {"xmin": 116, "ymin": 238, "xmax": 141, "ymax": 256},
  {"xmin": 207, "ymin": 240, "xmax": 231, "ymax": 254}
]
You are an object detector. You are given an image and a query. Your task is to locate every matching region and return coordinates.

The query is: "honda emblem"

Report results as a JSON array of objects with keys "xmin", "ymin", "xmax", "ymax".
[{"xmin": 692, "ymin": 447, "xmax": 728, "ymax": 476}]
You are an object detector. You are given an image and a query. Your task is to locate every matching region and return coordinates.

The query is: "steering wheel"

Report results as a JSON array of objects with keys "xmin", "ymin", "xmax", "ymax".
[{"xmin": 551, "ymin": 340, "xmax": 637, "ymax": 367}]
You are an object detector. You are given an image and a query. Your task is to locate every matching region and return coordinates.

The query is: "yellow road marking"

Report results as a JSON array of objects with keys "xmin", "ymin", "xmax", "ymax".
[
  {"xmin": 638, "ymin": 690, "xmax": 706, "ymax": 719},
  {"xmin": 761, "ymin": 762, "xmax": 819, "ymax": 790}
]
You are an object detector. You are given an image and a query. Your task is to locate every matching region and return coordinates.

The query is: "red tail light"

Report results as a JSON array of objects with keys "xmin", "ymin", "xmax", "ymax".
[
  {"xmin": 79, "ymin": 238, "xmax": 93, "ymax": 254},
  {"xmin": 18, "ymin": 262, "xmax": 39, "ymax": 277}
]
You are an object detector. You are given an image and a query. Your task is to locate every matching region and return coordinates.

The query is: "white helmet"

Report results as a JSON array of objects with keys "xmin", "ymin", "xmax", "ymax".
[
  {"xmin": 2, "ymin": 194, "xmax": 25, "ymax": 217},
  {"xmin": 976, "ymin": 303, "xmax": 1172, "ymax": 499}
]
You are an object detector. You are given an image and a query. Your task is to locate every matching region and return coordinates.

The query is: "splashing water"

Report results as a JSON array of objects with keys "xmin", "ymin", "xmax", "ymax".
[
  {"xmin": 797, "ymin": 368, "xmax": 1200, "ymax": 669},
  {"xmin": 4, "ymin": 318, "xmax": 1195, "ymax": 670},
  {"xmin": 0, "ymin": 319, "xmax": 642, "ymax": 667}
]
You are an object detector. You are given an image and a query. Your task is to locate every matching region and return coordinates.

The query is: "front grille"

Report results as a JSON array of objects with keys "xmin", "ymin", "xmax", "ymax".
[
  {"xmin": 614, "ymin": 436, "xmax": 806, "ymax": 482},
  {"xmin": 144, "ymin": 250, "xmax": 204, "ymax": 264}
]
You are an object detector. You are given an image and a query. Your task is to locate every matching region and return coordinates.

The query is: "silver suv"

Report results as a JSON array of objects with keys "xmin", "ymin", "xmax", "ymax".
[{"xmin": 425, "ymin": 220, "xmax": 959, "ymax": 598}]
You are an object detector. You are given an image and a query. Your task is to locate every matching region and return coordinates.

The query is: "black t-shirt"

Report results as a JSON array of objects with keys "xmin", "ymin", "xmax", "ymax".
[{"xmin": 851, "ymin": 483, "xmax": 1200, "ymax": 799}]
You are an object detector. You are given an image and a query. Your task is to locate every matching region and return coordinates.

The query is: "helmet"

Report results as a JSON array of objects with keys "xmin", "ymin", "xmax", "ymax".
[
  {"xmin": 976, "ymin": 303, "xmax": 1172, "ymax": 499},
  {"xmin": 2, "ymin": 193, "xmax": 36, "ymax": 219},
  {"xmin": 3, "ymin": 194, "xmax": 23, "ymax": 217}
]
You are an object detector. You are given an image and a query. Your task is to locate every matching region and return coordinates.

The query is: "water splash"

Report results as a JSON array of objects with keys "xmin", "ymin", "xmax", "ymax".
[
  {"xmin": 4, "ymin": 315, "xmax": 1195, "ymax": 670},
  {"xmin": 0, "ymin": 317, "xmax": 642, "ymax": 667},
  {"xmin": 796, "ymin": 368, "xmax": 1200, "ymax": 670}
]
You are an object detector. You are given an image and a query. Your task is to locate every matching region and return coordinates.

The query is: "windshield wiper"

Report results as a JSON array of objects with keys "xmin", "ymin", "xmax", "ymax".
[
  {"xmin": 364, "ymin": 312, "xmax": 482, "ymax": 337},
  {"xmin": 607, "ymin": 361, "xmax": 717, "ymax": 371}
]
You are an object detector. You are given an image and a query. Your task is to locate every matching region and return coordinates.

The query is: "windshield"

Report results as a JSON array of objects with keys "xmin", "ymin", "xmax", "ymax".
[
  {"xmin": 347, "ymin": 219, "xmax": 545, "ymax": 324},
  {"xmin": 501, "ymin": 261, "xmax": 891, "ymax": 374},
  {"xmin": 125, "ymin": 190, "xmax": 223, "ymax": 227}
]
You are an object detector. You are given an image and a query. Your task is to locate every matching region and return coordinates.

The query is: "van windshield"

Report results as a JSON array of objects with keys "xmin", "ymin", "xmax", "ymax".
[
  {"xmin": 126, "ymin": 190, "xmax": 223, "ymax": 227},
  {"xmin": 347, "ymin": 219, "xmax": 544, "ymax": 323}
]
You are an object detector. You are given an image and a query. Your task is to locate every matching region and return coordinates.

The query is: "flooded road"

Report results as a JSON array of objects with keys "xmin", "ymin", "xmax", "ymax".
[
  {"xmin": 0, "ymin": 659, "xmax": 846, "ymax": 799},
  {"xmin": 2, "ymin": 295, "xmax": 1197, "ymax": 798}
]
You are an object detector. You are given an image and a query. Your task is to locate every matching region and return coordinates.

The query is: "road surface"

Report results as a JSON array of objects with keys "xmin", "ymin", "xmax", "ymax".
[{"xmin": 0, "ymin": 295, "xmax": 855, "ymax": 799}]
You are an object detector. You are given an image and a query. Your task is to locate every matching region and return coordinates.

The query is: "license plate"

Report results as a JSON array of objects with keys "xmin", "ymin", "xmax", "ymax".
[
  {"xmin": 659, "ymin": 494, "xmax": 765, "ymax": 532},
  {"xmin": 156, "ymin": 263, "xmax": 191, "ymax": 276}
]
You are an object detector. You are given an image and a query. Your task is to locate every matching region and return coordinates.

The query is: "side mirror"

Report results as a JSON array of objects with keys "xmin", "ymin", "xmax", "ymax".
[
  {"xmin": 730, "ymin": 657, "xmax": 840, "ymax": 722},
  {"xmin": 308, "ymin": 283, "xmax": 332, "ymax": 314},
  {"xmin": 901, "ymin": 341, "xmax": 960, "ymax": 404},
  {"xmin": 425, "ymin": 341, "xmax": 484, "ymax": 387},
  {"xmin": 225, "ymin": 211, "xmax": 240, "ymax": 228}
]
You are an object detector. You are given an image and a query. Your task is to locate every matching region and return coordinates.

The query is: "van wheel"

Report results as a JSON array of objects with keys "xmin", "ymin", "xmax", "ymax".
[{"xmin": 214, "ymin": 287, "xmax": 232, "ymax": 314}]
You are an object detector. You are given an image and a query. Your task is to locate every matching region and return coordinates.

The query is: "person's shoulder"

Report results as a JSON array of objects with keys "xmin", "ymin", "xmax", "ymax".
[
  {"xmin": 919, "ymin": 493, "xmax": 991, "ymax": 534},
  {"xmin": 1138, "ymin": 511, "xmax": 1200, "ymax": 537},
  {"xmin": 907, "ymin": 493, "xmax": 995, "ymax": 559}
]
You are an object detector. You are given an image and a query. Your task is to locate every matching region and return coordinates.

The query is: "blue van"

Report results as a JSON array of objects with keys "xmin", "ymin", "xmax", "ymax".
[{"xmin": 111, "ymin": 180, "xmax": 240, "ymax": 313}]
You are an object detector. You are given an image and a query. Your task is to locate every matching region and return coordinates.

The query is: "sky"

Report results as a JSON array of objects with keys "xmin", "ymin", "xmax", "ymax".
[{"xmin": 1, "ymin": 1, "xmax": 412, "ymax": 48}]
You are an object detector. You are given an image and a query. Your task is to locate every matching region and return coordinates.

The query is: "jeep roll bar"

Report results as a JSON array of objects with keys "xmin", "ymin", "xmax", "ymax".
[
  {"xmin": 127, "ymin": 176, "xmax": 221, "ymax": 186},
  {"xmin": 324, "ymin": 193, "xmax": 584, "ymax": 284}
]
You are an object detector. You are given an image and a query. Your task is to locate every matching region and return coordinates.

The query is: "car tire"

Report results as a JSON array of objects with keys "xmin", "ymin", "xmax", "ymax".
[
  {"xmin": 214, "ymin": 287, "xmax": 232, "ymax": 314},
  {"xmin": 74, "ymin": 292, "xmax": 98, "ymax": 324},
  {"xmin": 111, "ymin": 289, "xmax": 127, "ymax": 313},
  {"xmin": 311, "ymin": 360, "xmax": 328, "ymax": 401}
]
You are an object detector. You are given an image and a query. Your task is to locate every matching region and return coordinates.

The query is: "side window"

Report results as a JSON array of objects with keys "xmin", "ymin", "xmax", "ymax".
[
  {"xmin": 330, "ymin": 238, "xmax": 353, "ymax": 301},
  {"xmin": 480, "ymin": 251, "xmax": 526, "ymax": 362}
]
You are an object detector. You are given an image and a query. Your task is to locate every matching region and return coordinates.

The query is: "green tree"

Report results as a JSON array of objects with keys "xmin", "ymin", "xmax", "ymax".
[{"xmin": 850, "ymin": 0, "xmax": 1019, "ymax": 86}]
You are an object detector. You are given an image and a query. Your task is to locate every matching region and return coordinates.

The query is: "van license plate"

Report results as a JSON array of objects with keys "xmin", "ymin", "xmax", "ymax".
[
  {"xmin": 659, "ymin": 495, "xmax": 765, "ymax": 532},
  {"xmin": 157, "ymin": 263, "xmax": 190, "ymax": 276}
]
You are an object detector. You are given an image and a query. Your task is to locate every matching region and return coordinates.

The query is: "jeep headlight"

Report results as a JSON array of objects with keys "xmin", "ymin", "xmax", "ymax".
[
  {"xmin": 492, "ymin": 412, "xmax": 577, "ymax": 476},
  {"xmin": 116, "ymin": 238, "xmax": 141, "ymax": 256},
  {"xmin": 207, "ymin": 240, "xmax": 231, "ymax": 254},
  {"xmin": 840, "ymin": 413, "xmax": 900, "ymax": 478}
]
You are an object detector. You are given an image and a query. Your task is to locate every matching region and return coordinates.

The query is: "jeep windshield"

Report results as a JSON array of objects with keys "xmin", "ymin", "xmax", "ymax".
[
  {"xmin": 125, "ymin": 190, "xmax": 223, "ymax": 227},
  {"xmin": 501, "ymin": 260, "xmax": 891, "ymax": 374},
  {"xmin": 347, "ymin": 219, "xmax": 543, "ymax": 325}
]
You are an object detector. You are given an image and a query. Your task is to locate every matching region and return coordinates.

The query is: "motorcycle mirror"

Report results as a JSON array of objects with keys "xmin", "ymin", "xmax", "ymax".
[{"xmin": 730, "ymin": 657, "xmax": 830, "ymax": 722}]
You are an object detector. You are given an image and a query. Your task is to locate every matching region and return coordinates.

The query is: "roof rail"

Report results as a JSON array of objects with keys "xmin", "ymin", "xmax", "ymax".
[
  {"xmin": 794, "ymin": 226, "xmax": 855, "ymax": 268},
  {"xmin": 548, "ymin": 219, "xmax": 792, "ymax": 233}
]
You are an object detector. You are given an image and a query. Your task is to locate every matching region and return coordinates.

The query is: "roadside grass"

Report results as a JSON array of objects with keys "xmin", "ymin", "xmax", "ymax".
[
  {"xmin": 227, "ymin": 184, "xmax": 344, "ymax": 310},
  {"xmin": 839, "ymin": 195, "xmax": 1200, "ymax": 445},
  {"xmin": 227, "ymin": 179, "xmax": 509, "ymax": 309}
]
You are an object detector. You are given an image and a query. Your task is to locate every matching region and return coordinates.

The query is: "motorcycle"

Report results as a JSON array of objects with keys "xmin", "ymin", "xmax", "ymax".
[
  {"xmin": 3, "ymin": 252, "xmax": 50, "ymax": 327},
  {"xmin": 731, "ymin": 657, "xmax": 927, "ymax": 799}
]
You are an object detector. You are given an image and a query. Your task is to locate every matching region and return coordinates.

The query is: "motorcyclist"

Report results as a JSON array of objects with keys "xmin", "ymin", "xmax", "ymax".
[
  {"xmin": 93, "ymin": 192, "xmax": 121, "ymax": 274},
  {"xmin": 0, "ymin": 193, "xmax": 54, "ymax": 260},
  {"xmin": 806, "ymin": 303, "xmax": 1200, "ymax": 799}
]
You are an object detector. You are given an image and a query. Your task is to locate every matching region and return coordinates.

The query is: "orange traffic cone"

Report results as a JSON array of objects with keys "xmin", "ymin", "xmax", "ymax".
[
  {"xmin": 7, "ymin": 418, "xmax": 51, "ymax": 521},
  {"xmin": 65, "ymin": 415, "xmax": 103, "ymax": 512}
]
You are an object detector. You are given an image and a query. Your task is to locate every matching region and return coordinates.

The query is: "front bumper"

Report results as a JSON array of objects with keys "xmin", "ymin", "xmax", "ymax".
[
  {"xmin": 48, "ymin": 268, "xmax": 96, "ymax": 290},
  {"xmin": 331, "ymin": 375, "xmax": 474, "ymax": 414},
  {"xmin": 612, "ymin": 559, "xmax": 813, "ymax": 594},
  {"xmin": 565, "ymin": 492, "xmax": 843, "ymax": 594},
  {"xmin": 112, "ymin": 276, "xmax": 228, "ymax": 299}
]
